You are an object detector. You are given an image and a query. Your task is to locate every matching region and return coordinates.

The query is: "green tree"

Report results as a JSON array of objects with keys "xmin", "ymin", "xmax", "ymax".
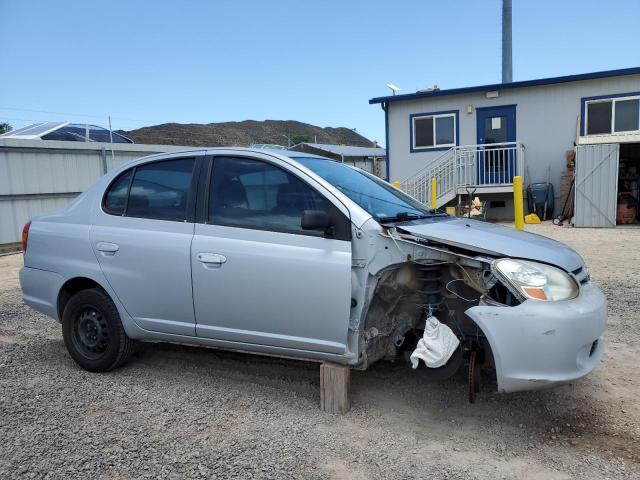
[
  {"xmin": 0, "ymin": 122, "xmax": 12, "ymax": 135},
  {"xmin": 290, "ymin": 134, "xmax": 312, "ymax": 145}
]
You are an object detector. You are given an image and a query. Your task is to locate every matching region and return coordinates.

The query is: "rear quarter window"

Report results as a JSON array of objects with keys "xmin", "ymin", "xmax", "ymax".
[{"xmin": 103, "ymin": 170, "xmax": 132, "ymax": 215}]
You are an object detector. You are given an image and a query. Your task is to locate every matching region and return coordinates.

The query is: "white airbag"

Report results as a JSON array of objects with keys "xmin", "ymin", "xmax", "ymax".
[{"xmin": 410, "ymin": 315, "xmax": 460, "ymax": 369}]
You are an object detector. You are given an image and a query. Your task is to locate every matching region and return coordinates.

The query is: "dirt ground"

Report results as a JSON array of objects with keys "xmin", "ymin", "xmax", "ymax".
[{"xmin": 1, "ymin": 223, "xmax": 639, "ymax": 479}]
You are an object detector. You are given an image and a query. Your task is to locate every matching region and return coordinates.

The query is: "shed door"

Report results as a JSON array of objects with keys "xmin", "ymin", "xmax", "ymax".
[{"xmin": 574, "ymin": 143, "xmax": 619, "ymax": 227}]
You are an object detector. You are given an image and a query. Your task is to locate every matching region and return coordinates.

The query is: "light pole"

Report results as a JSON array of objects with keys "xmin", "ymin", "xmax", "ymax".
[
  {"xmin": 281, "ymin": 134, "xmax": 292, "ymax": 148},
  {"xmin": 502, "ymin": 0, "xmax": 513, "ymax": 83}
]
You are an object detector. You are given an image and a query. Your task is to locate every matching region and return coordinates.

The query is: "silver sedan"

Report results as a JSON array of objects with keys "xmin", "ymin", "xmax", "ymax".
[{"xmin": 19, "ymin": 148, "xmax": 606, "ymax": 399}]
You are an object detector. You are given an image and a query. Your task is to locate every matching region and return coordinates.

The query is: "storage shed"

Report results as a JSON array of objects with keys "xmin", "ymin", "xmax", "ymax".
[{"xmin": 574, "ymin": 140, "xmax": 640, "ymax": 227}]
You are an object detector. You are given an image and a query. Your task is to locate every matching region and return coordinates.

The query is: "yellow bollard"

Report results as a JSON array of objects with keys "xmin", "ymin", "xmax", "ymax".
[
  {"xmin": 431, "ymin": 177, "xmax": 437, "ymax": 209},
  {"xmin": 513, "ymin": 175, "xmax": 525, "ymax": 230},
  {"xmin": 393, "ymin": 180, "xmax": 400, "ymax": 189}
]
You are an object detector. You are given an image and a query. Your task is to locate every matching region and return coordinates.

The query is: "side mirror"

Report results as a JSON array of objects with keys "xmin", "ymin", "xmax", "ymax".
[{"xmin": 301, "ymin": 210, "xmax": 332, "ymax": 232}]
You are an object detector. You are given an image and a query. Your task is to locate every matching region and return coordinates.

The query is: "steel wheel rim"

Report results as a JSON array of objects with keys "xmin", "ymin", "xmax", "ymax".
[{"xmin": 72, "ymin": 307, "xmax": 109, "ymax": 360}]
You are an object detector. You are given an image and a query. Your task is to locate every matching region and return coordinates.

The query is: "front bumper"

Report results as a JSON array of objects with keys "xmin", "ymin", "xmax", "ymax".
[{"xmin": 465, "ymin": 283, "xmax": 607, "ymax": 393}]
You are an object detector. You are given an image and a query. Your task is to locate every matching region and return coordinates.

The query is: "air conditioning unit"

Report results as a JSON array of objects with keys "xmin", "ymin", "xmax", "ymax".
[{"xmin": 417, "ymin": 85, "xmax": 440, "ymax": 93}]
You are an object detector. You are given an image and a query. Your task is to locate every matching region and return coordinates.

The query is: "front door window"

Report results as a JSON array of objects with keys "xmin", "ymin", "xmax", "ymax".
[
  {"xmin": 482, "ymin": 116, "xmax": 508, "ymax": 144},
  {"xmin": 208, "ymin": 156, "xmax": 327, "ymax": 234}
]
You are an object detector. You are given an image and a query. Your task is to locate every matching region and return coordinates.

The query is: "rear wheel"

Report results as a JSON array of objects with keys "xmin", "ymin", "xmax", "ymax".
[{"xmin": 62, "ymin": 288, "xmax": 134, "ymax": 372}]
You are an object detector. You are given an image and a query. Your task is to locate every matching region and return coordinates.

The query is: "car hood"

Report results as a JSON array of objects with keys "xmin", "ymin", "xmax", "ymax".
[{"xmin": 397, "ymin": 217, "xmax": 583, "ymax": 272}]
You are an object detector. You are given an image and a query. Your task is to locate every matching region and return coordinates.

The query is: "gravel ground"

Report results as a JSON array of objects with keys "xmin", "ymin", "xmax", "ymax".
[{"xmin": 1, "ymin": 223, "xmax": 639, "ymax": 479}]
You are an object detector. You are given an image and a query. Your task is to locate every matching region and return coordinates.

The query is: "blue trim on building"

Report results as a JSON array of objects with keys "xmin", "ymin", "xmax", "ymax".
[
  {"xmin": 475, "ymin": 104, "xmax": 518, "ymax": 112},
  {"xmin": 369, "ymin": 67, "xmax": 640, "ymax": 105},
  {"xmin": 579, "ymin": 91, "xmax": 640, "ymax": 136},
  {"xmin": 409, "ymin": 110, "xmax": 459, "ymax": 153},
  {"xmin": 383, "ymin": 102, "xmax": 390, "ymax": 180}
]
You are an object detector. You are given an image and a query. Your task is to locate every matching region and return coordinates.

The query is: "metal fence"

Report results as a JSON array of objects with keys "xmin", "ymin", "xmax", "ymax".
[
  {"xmin": 455, "ymin": 142, "xmax": 524, "ymax": 187},
  {"xmin": 0, "ymin": 140, "xmax": 389, "ymax": 245},
  {"xmin": 0, "ymin": 138, "xmax": 189, "ymax": 245}
]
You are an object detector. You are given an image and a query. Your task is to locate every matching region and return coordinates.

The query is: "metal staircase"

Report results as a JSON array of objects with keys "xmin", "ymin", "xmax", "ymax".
[{"xmin": 399, "ymin": 142, "xmax": 525, "ymax": 208}]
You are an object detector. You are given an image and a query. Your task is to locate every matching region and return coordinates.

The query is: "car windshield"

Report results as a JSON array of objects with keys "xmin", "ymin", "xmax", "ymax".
[{"xmin": 294, "ymin": 157, "xmax": 441, "ymax": 222}]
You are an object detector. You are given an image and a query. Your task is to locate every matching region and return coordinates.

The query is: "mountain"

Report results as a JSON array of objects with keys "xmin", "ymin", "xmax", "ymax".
[{"xmin": 119, "ymin": 120, "xmax": 375, "ymax": 147}]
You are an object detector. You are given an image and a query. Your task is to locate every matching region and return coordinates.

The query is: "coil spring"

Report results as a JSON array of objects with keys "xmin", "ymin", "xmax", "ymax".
[{"xmin": 416, "ymin": 264, "xmax": 444, "ymax": 307}]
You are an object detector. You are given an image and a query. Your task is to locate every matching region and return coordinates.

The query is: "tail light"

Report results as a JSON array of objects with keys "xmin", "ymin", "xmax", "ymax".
[{"xmin": 22, "ymin": 220, "xmax": 32, "ymax": 252}]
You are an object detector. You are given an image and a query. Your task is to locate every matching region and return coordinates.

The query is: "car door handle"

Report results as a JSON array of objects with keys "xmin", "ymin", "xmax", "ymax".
[
  {"xmin": 96, "ymin": 242, "xmax": 119, "ymax": 256},
  {"xmin": 197, "ymin": 253, "xmax": 227, "ymax": 266}
]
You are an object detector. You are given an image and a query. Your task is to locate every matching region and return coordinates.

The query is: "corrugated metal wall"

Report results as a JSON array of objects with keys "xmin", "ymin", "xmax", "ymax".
[
  {"xmin": 0, "ymin": 140, "xmax": 390, "ymax": 244},
  {"xmin": 340, "ymin": 157, "xmax": 387, "ymax": 179},
  {"xmin": 574, "ymin": 143, "xmax": 619, "ymax": 227},
  {"xmin": 0, "ymin": 139, "xmax": 188, "ymax": 244}
]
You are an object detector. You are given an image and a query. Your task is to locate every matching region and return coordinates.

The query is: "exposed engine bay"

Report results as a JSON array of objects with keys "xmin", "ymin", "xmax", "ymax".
[{"xmin": 351, "ymin": 224, "xmax": 522, "ymax": 402}]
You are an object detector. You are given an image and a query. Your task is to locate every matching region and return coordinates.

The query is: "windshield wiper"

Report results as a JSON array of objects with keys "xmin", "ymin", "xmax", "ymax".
[{"xmin": 377, "ymin": 211, "xmax": 434, "ymax": 223}]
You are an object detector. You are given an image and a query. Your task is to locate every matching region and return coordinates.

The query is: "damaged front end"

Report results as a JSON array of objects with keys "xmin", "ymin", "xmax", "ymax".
[
  {"xmin": 350, "ymin": 221, "xmax": 513, "ymax": 401},
  {"xmin": 349, "ymin": 218, "xmax": 605, "ymax": 400}
]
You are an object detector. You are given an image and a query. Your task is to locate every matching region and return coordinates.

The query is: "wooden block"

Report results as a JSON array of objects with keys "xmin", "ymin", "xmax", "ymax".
[{"xmin": 319, "ymin": 363, "xmax": 351, "ymax": 414}]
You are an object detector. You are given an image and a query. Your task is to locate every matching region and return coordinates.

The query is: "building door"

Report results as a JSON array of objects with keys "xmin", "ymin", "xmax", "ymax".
[
  {"xmin": 574, "ymin": 143, "xmax": 619, "ymax": 227},
  {"xmin": 476, "ymin": 105, "xmax": 517, "ymax": 185}
]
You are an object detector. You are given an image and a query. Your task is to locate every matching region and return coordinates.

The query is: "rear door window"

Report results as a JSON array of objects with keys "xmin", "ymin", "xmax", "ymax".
[
  {"xmin": 128, "ymin": 158, "xmax": 195, "ymax": 221},
  {"xmin": 103, "ymin": 158, "xmax": 196, "ymax": 221}
]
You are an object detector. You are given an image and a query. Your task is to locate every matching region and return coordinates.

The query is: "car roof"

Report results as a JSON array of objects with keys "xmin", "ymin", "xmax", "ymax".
[
  {"xmin": 116, "ymin": 147, "xmax": 342, "ymax": 171},
  {"xmin": 211, "ymin": 147, "xmax": 331, "ymax": 161},
  {"xmin": 117, "ymin": 147, "xmax": 336, "ymax": 172},
  {"xmin": 274, "ymin": 150, "xmax": 330, "ymax": 160},
  {"xmin": 108, "ymin": 146, "xmax": 372, "ymax": 228}
]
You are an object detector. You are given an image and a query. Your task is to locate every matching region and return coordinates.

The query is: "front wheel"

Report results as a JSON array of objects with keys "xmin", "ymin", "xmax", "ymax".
[{"xmin": 62, "ymin": 288, "xmax": 135, "ymax": 372}]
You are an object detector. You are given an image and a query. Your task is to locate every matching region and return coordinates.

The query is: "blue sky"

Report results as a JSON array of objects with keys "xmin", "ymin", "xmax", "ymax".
[{"xmin": 1, "ymin": 0, "xmax": 639, "ymax": 145}]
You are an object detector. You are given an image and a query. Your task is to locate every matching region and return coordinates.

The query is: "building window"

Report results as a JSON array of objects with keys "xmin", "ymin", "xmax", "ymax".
[
  {"xmin": 615, "ymin": 99, "xmax": 640, "ymax": 132},
  {"xmin": 586, "ymin": 96, "xmax": 640, "ymax": 135},
  {"xmin": 411, "ymin": 112, "xmax": 457, "ymax": 150}
]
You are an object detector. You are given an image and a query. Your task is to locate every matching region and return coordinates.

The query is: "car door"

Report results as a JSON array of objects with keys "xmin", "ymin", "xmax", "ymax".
[
  {"xmin": 191, "ymin": 154, "xmax": 352, "ymax": 354},
  {"xmin": 90, "ymin": 154, "xmax": 203, "ymax": 336}
]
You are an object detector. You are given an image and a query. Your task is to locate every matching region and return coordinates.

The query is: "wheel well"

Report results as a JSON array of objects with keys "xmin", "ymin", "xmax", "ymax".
[{"xmin": 57, "ymin": 277, "xmax": 104, "ymax": 320}]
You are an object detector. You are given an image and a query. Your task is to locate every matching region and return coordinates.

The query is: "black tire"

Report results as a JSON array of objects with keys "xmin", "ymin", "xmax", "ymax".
[{"xmin": 62, "ymin": 288, "xmax": 135, "ymax": 372}]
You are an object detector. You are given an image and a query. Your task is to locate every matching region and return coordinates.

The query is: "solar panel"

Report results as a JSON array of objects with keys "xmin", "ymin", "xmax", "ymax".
[
  {"xmin": 40, "ymin": 124, "xmax": 133, "ymax": 143},
  {"xmin": 1, "ymin": 121, "xmax": 133, "ymax": 143},
  {"xmin": 0, "ymin": 122, "xmax": 66, "ymax": 137},
  {"xmin": 21, "ymin": 122, "xmax": 66, "ymax": 136},
  {"xmin": 1, "ymin": 124, "xmax": 42, "ymax": 136}
]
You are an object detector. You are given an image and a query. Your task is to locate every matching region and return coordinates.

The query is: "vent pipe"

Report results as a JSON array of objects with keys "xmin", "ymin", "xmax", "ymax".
[{"xmin": 502, "ymin": 0, "xmax": 513, "ymax": 83}]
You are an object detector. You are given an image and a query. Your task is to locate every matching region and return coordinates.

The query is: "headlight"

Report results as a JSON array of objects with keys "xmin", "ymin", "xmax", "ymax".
[{"xmin": 493, "ymin": 259, "xmax": 579, "ymax": 302}]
